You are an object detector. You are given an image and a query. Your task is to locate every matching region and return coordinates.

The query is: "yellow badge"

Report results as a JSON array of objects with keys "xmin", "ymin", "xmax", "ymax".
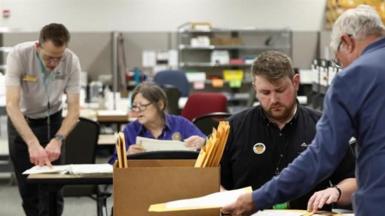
[
  {"xmin": 253, "ymin": 143, "xmax": 266, "ymax": 155},
  {"xmin": 171, "ymin": 132, "xmax": 182, "ymax": 141},
  {"xmin": 22, "ymin": 74, "xmax": 38, "ymax": 82}
]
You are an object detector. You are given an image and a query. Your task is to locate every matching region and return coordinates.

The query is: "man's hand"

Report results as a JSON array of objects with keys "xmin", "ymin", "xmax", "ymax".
[
  {"xmin": 28, "ymin": 142, "xmax": 51, "ymax": 166},
  {"xmin": 45, "ymin": 139, "xmax": 62, "ymax": 162},
  {"xmin": 184, "ymin": 135, "xmax": 206, "ymax": 150},
  {"xmin": 221, "ymin": 192, "xmax": 257, "ymax": 216},
  {"xmin": 307, "ymin": 187, "xmax": 340, "ymax": 212}
]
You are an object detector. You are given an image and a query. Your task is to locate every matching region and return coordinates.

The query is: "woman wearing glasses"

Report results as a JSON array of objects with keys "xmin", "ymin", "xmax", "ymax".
[{"xmin": 109, "ymin": 82, "xmax": 205, "ymax": 162}]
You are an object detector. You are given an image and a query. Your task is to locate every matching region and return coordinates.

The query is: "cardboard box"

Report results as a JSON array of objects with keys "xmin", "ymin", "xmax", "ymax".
[{"xmin": 113, "ymin": 159, "xmax": 220, "ymax": 216}]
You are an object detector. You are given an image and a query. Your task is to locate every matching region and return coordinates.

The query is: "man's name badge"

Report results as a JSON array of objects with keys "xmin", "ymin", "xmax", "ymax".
[
  {"xmin": 172, "ymin": 132, "xmax": 182, "ymax": 141},
  {"xmin": 253, "ymin": 142, "xmax": 266, "ymax": 154},
  {"xmin": 22, "ymin": 74, "xmax": 37, "ymax": 82}
]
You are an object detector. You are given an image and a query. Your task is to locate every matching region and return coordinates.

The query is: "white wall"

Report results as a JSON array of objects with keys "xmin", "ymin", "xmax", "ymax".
[{"xmin": 0, "ymin": 0, "xmax": 326, "ymax": 32}]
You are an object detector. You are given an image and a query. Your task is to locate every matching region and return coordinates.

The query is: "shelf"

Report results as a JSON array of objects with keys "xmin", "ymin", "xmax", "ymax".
[
  {"xmin": 179, "ymin": 45, "xmax": 291, "ymax": 50},
  {"xmin": 179, "ymin": 28, "xmax": 291, "ymax": 34},
  {"xmin": 181, "ymin": 62, "xmax": 252, "ymax": 67},
  {"xmin": 312, "ymin": 83, "xmax": 329, "ymax": 95},
  {"xmin": 203, "ymin": 80, "xmax": 253, "ymax": 85},
  {"xmin": 178, "ymin": 26, "xmax": 292, "ymax": 111}
]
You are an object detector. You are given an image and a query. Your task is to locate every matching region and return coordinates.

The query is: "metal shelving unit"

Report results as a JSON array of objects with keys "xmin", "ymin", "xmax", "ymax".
[{"xmin": 177, "ymin": 24, "xmax": 292, "ymax": 112}]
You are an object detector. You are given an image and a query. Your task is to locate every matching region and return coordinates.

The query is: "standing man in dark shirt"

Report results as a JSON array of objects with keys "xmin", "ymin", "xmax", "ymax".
[{"xmin": 220, "ymin": 50, "xmax": 355, "ymax": 210}]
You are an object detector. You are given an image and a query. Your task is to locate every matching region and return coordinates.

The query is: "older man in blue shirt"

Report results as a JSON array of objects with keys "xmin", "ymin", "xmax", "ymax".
[{"xmin": 222, "ymin": 5, "xmax": 385, "ymax": 216}]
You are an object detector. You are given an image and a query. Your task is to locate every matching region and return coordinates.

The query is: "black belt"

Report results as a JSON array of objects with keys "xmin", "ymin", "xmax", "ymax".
[{"xmin": 25, "ymin": 110, "xmax": 62, "ymax": 125}]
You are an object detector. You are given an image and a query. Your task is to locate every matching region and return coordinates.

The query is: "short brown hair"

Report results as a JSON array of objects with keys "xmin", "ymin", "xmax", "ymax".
[
  {"xmin": 131, "ymin": 82, "xmax": 168, "ymax": 114},
  {"xmin": 39, "ymin": 23, "xmax": 70, "ymax": 47},
  {"xmin": 251, "ymin": 51, "xmax": 294, "ymax": 81}
]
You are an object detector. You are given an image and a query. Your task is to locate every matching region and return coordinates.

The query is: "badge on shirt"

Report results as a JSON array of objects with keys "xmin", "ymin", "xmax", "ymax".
[
  {"xmin": 54, "ymin": 71, "xmax": 65, "ymax": 80},
  {"xmin": 172, "ymin": 132, "xmax": 182, "ymax": 141},
  {"xmin": 22, "ymin": 74, "xmax": 38, "ymax": 82},
  {"xmin": 300, "ymin": 142, "xmax": 308, "ymax": 148},
  {"xmin": 253, "ymin": 142, "xmax": 266, "ymax": 155}
]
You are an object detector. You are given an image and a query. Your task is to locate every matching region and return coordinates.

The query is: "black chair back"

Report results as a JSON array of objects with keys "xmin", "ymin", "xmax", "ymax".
[
  {"xmin": 192, "ymin": 112, "xmax": 231, "ymax": 136},
  {"xmin": 63, "ymin": 117, "xmax": 100, "ymax": 197},
  {"xmin": 161, "ymin": 84, "xmax": 181, "ymax": 115},
  {"xmin": 64, "ymin": 117, "xmax": 100, "ymax": 164}
]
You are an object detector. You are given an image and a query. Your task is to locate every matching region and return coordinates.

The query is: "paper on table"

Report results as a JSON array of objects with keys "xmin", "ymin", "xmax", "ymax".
[
  {"xmin": 69, "ymin": 164, "xmax": 113, "ymax": 174},
  {"xmin": 252, "ymin": 210, "xmax": 343, "ymax": 216},
  {"xmin": 136, "ymin": 136, "xmax": 193, "ymax": 152},
  {"xmin": 23, "ymin": 164, "xmax": 113, "ymax": 175},
  {"xmin": 97, "ymin": 110, "xmax": 128, "ymax": 116},
  {"xmin": 23, "ymin": 165, "xmax": 70, "ymax": 175},
  {"xmin": 148, "ymin": 187, "xmax": 252, "ymax": 212},
  {"xmin": 252, "ymin": 210, "xmax": 309, "ymax": 216}
]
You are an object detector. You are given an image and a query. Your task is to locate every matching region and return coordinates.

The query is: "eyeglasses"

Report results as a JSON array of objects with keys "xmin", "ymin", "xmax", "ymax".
[
  {"xmin": 331, "ymin": 39, "xmax": 343, "ymax": 68},
  {"xmin": 39, "ymin": 52, "xmax": 62, "ymax": 64},
  {"xmin": 331, "ymin": 58, "xmax": 341, "ymax": 69},
  {"xmin": 130, "ymin": 103, "xmax": 152, "ymax": 112},
  {"xmin": 42, "ymin": 55, "xmax": 62, "ymax": 63},
  {"xmin": 38, "ymin": 46, "xmax": 64, "ymax": 65},
  {"xmin": 331, "ymin": 34, "xmax": 352, "ymax": 69}
]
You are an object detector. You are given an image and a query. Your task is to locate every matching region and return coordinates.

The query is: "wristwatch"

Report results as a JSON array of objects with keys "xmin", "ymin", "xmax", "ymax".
[{"xmin": 54, "ymin": 134, "xmax": 65, "ymax": 143}]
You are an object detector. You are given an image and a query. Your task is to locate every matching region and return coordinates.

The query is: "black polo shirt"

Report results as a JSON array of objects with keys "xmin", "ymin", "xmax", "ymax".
[{"xmin": 220, "ymin": 104, "xmax": 355, "ymax": 210}]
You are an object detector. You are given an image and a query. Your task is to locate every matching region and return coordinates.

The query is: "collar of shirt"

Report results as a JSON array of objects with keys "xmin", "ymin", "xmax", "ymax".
[
  {"xmin": 137, "ymin": 114, "xmax": 172, "ymax": 139},
  {"xmin": 362, "ymin": 36, "xmax": 385, "ymax": 56}
]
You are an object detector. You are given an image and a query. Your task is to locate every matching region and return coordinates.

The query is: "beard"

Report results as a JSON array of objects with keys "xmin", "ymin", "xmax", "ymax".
[{"xmin": 264, "ymin": 102, "xmax": 296, "ymax": 123}]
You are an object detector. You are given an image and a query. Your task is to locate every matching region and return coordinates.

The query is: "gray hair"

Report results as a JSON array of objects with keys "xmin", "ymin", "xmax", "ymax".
[
  {"xmin": 131, "ymin": 82, "xmax": 168, "ymax": 116},
  {"xmin": 251, "ymin": 50, "xmax": 294, "ymax": 82},
  {"xmin": 330, "ymin": 4, "xmax": 385, "ymax": 56}
]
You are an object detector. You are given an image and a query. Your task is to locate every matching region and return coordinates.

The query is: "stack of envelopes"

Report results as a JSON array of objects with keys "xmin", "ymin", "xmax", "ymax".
[
  {"xmin": 194, "ymin": 121, "xmax": 230, "ymax": 168},
  {"xmin": 115, "ymin": 132, "xmax": 128, "ymax": 168}
]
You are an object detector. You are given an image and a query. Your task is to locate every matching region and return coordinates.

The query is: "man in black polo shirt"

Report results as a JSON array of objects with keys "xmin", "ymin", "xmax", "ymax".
[{"xmin": 220, "ymin": 51, "xmax": 355, "ymax": 210}]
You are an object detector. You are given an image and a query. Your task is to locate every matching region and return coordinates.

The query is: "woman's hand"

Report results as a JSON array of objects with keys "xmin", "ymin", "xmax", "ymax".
[
  {"xmin": 184, "ymin": 135, "xmax": 206, "ymax": 150},
  {"xmin": 127, "ymin": 144, "xmax": 145, "ymax": 154}
]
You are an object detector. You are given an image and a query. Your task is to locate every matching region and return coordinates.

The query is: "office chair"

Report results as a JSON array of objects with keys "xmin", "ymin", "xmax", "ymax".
[
  {"xmin": 154, "ymin": 70, "xmax": 190, "ymax": 97},
  {"xmin": 181, "ymin": 92, "xmax": 228, "ymax": 121},
  {"xmin": 192, "ymin": 112, "xmax": 231, "ymax": 136},
  {"xmin": 126, "ymin": 150, "xmax": 199, "ymax": 160},
  {"xmin": 161, "ymin": 84, "xmax": 181, "ymax": 115},
  {"xmin": 63, "ymin": 117, "xmax": 109, "ymax": 216}
]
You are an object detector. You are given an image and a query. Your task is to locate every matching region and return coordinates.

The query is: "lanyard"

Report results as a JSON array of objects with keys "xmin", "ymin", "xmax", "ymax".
[{"xmin": 37, "ymin": 52, "xmax": 54, "ymax": 141}]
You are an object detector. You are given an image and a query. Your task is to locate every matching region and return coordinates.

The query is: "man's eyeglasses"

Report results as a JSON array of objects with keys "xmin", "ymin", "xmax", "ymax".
[
  {"xmin": 38, "ymin": 46, "xmax": 64, "ymax": 65},
  {"xmin": 331, "ymin": 39, "xmax": 343, "ymax": 68},
  {"xmin": 331, "ymin": 34, "xmax": 352, "ymax": 69},
  {"xmin": 331, "ymin": 58, "xmax": 341, "ymax": 69},
  {"xmin": 130, "ymin": 103, "xmax": 152, "ymax": 112},
  {"xmin": 39, "ymin": 52, "xmax": 62, "ymax": 64},
  {"xmin": 42, "ymin": 55, "xmax": 62, "ymax": 64}
]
